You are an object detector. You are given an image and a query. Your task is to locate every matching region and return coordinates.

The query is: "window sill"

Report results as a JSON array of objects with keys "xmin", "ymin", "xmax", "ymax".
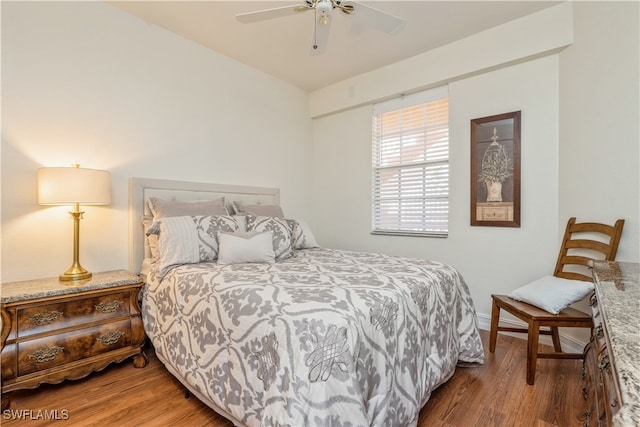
[{"xmin": 371, "ymin": 230, "xmax": 448, "ymax": 238}]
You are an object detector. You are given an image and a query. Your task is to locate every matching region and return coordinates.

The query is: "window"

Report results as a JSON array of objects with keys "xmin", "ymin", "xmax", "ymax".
[{"xmin": 372, "ymin": 86, "xmax": 449, "ymax": 237}]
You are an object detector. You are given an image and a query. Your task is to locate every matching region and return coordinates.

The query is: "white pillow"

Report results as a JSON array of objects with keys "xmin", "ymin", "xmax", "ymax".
[
  {"xmin": 509, "ymin": 275, "xmax": 594, "ymax": 315},
  {"xmin": 217, "ymin": 232, "xmax": 275, "ymax": 265}
]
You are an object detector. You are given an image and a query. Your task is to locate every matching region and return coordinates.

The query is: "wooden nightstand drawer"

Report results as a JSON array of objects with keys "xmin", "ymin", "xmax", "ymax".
[
  {"xmin": 17, "ymin": 292, "xmax": 130, "ymax": 338},
  {"xmin": 18, "ymin": 319, "xmax": 131, "ymax": 376},
  {"xmin": 1, "ymin": 271, "xmax": 148, "ymax": 411}
]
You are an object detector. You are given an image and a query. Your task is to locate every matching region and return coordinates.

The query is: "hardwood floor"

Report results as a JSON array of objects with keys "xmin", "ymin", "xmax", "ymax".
[{"xmin": 2, "ymin": 331, "xmax": 586, "ymax": 426}]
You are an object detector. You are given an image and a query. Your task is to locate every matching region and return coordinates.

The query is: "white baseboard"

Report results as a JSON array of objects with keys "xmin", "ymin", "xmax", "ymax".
[{"xmin": 476, "ymin": 313, "xmax": 587, "ymax": 355}]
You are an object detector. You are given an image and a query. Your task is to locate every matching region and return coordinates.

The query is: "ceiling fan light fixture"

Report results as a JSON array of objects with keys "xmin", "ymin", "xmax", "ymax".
[{"xmin": 236, "ymin": 0, "xmax": 406, "ymax": 55}]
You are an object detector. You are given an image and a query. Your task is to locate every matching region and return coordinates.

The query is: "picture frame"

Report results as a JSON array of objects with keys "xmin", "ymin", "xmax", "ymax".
[{"xmin": 470, "ymin": 111, "xmax": 521, "ymax": 227}]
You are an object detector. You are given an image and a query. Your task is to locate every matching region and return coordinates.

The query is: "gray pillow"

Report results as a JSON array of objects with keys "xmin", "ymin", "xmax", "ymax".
[
  {"xmin": 232, "ymin": 201, "xmax": 284, "ymax": 218},
  {"xmin": 148, "ymin": 197, "xmax": 228, "ymax": 218}
]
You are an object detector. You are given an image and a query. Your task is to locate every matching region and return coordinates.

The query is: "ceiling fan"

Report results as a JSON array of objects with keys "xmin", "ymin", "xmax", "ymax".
[{"xmin": 236, "ymin": 0, "xmax": 405, "ymax": 55}]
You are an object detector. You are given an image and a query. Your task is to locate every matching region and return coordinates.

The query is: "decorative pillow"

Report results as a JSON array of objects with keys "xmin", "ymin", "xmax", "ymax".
[
  {"xmin": 246, "ymin": 215, "xmax": 293, "ymax": 260},
  {"xmin": 232, "ymin": 201, "xmax": 284, "ymax": 218},
  {"xmin": 217, "ymin": 231, "xmax": 275, "ymax": 265},
  {"xmin": 148, "ymin": 197, "xmax": 228, "ymax": 219},
  {"xmin": 509, "ymin": 275, "xmax": 595, "ymax": 315},
  {"xmin": 233, "ymin": 215, "xmax": 248, "ymax": 232},
  {"xmin": 287, "ymin": 219, "xmax": 320, "ymax": 249},
  {"xmin": 147, "ymin": 215, "xmax": 239, "ymax": 277},
  {"xmin": 142, "ymin": 215, "xmax": 159, "ymax": 260}
]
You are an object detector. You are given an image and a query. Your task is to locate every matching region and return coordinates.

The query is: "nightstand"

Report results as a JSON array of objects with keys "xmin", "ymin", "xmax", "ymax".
[{"xmin": 1, "ymin": 270, "xmax": 147, "ymax": 411}]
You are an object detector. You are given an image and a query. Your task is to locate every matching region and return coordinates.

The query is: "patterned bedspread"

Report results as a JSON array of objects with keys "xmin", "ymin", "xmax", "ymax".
[{"xmin": 142, "ymin": 248, "xmax": 484, "ymax": 426}]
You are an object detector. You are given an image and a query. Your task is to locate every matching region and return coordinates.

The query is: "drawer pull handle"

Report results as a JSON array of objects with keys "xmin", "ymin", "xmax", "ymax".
[
  {"xmin": 97, "ymin": 330, "xmax": 125, "ymax": 345},
  {"xmin": 28, "ymin": 345, "xmax": 64, "ymax": 363},
  {"xmin": 597, "ymin": 353, "xmax": 610, "ymax": 371},
  {"xmin": 95, "ymin": 300, "xmax": 123, "ymax": 313},
  {"xmin": 29, "ymin": 310, "xmax": 63, "ymax": 326},
  {"xmin": 611, "ymin": 398, "xmax": 618, "ymax": 408},
  {"xmin": 595, "ymin": 325, "xmax": 604, "ymax": 339}
]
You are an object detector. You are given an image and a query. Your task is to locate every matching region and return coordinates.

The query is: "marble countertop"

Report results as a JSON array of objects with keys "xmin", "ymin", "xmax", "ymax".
[
  {"xmin": 1, "ymin": 270, "xmax": 143, "ymax": 304},
  {"xmin": 592, "ymin": 261, "xmax": 640, "ymax": 427}
]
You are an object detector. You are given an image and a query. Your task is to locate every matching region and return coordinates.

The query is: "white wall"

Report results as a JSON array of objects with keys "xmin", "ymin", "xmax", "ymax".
[
  {"xmin": 311, "ymin": 1, "xmax": 639, "ymax": 349},
  {"xmin": 1, "ymin": 1, "xmax": 314, "ymax": 282},
  {"xmin": 559, "ymin": 1, "xmax": 639, "ymax": 262}
]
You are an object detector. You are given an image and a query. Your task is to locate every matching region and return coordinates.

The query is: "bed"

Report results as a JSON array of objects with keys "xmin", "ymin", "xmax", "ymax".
[{"xmin": 129, "ymin": 177, "xmax": 484, "ymax": 427}]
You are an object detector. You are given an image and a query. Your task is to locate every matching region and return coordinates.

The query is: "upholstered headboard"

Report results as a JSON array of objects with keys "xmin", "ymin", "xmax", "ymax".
[{"xmin": 128, "ymin": 177, "xmax": 280, "ymax": 274}]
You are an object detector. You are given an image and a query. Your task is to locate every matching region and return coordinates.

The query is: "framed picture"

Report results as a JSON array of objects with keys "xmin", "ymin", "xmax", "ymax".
[{"xmin": 470, "ymin": 111, "xmax": 521, "ymax": 227}]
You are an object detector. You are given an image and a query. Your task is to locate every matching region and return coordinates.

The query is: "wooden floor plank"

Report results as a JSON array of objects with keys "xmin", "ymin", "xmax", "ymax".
[{"xmin": 3, "ymin": 331, "xmax": 585, "ymax": 426}]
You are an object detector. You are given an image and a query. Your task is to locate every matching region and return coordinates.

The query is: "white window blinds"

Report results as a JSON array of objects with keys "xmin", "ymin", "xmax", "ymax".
[{"xmin": 372, "ymin": 86, "xmax": 449, "ymax": 236}]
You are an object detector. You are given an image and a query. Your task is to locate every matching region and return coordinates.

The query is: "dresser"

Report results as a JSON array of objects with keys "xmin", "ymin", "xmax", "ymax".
[
  {"xmin": 1, "ymin": 270, "xmax": 147, "ymax": 411},
  {"xmin": 583, "ymin": 261, "xmax": 639, "ymax": 427}
]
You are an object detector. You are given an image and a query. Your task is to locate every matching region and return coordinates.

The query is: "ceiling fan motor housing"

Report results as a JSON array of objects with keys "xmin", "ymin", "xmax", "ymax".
[{"xmin": 317, "ymin": 0, "xmax": 333, "ymax": 16}]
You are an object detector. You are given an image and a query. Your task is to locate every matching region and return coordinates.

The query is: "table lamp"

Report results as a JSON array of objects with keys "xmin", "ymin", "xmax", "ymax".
[{"xmin": 37, "ymin": 165, "xmax": 111, "ymax": 281}]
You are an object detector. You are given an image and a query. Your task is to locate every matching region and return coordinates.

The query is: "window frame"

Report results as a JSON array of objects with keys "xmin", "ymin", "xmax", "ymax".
[{"xmin": 371, "ymin": 86, "xmax": 450, "ymax": 238}]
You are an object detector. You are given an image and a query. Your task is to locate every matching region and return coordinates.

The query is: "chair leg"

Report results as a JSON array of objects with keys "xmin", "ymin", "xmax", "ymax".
[
  {"xmin": 527, "ymin": 321, "xmax": 540, "ymax": 385},
  {"xmin": 489, "ymin": 298, "xmax": 500, "ymax": 353},
  {"xmin": 551, "ymin": 327, "xmax": 562, "ymax": 352}
]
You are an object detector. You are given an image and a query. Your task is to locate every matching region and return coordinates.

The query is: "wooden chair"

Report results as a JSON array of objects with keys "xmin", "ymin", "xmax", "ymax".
[{"xmin": 489, "ymin": 217, "xmax": 624, "ymax": 385}]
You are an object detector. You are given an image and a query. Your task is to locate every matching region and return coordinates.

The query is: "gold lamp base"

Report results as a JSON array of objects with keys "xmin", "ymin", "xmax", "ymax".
[
  {"xmin": 59, "ymin": 266, "xmax": 92, "ymax": 282},
  {"xmin": 58, "ymin": 205, "xmax": 92, "ymax": 282}
]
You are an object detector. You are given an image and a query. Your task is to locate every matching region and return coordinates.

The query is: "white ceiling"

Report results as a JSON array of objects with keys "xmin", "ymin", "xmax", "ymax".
[{"xmin": 107, "ymin": 1, "xmax": 561, "ymax": 92}]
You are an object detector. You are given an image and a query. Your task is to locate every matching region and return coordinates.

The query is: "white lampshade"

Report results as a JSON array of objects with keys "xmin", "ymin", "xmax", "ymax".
[{"xmin": 38, "ymin": 167, "xmax": 111, "ymax": 206}]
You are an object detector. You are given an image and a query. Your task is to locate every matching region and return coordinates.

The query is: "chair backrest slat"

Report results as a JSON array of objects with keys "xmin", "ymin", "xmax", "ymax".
[
  {"xmin": 569, "ymin": 222, "xmax": 616, "ymax": 235},
  {"xmin": 553, "ymin": 217, "xmax": 625, "ymax": 282},
  {"xmin": 564, "ymin": 239, "xmax": 610, "ymax": 254},
  {"xmin": 560, "ymin": 255, "xmax": 595, "ymax": 268}
]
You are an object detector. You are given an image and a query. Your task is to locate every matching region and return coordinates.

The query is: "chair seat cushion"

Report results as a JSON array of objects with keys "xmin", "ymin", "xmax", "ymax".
[{"xmin": 509, "ymin": 275, "xmax": 594, "ymax": 315}]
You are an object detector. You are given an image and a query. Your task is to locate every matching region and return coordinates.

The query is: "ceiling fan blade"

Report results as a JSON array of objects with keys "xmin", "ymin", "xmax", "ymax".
[
  {"xmin": 334, "ymin": 2, "xmax": 355, "ymax": 14},
  {"xmin": 236, "ymin": 4, "xmax": 311, "ymax": 24},
  {"xmin": 344, "ymin": 1, "xmax": 405, "ymax": 34},
  {"xmin": 310, "ymin": 18, "xmax": 332, "ymax": 55}
]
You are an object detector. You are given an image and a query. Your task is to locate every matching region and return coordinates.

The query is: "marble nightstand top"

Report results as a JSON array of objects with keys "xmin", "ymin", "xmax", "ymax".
[
  {"xmin": 592, "ymin": 261, "xmax": 640, "ymax": 427},
  {"xmin": 1, "ymin": 270, "xmax": 143, "ymax": 304}
]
